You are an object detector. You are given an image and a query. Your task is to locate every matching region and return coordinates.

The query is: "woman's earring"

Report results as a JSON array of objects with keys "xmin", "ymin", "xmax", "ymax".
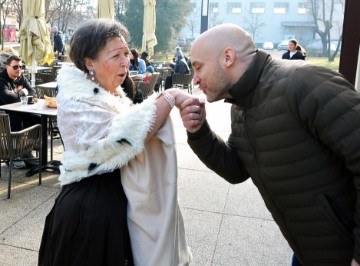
[{"xmin": 89, "ymin": 70, "xmax": 95, "ymax": 81}]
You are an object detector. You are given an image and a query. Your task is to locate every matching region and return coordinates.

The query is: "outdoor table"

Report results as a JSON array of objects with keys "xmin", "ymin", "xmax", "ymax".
[
  {"xmin": 36, "ymin": 82, "xmax": 58, "ymax": 98},
  {"xmin": 0, "ymin": 100, "xmax": 59, "ymax": 176}
]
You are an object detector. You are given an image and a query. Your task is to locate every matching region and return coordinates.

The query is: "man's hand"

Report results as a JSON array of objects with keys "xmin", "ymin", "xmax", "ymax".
[
  {"xmin": 14, "ymin": 85, "xmax": 22, "ymax": 93},
  {"xmin": 180, "ymin": 97, "xmax": 206, "ymax": 133}
]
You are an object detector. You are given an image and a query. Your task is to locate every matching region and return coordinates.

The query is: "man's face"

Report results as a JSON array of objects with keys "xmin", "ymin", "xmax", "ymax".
[
  {"xmin": 190, "ymin": 42, "xmax": 231, "ymax": 102},
  {"xmin": 6, "ymin": 60, "xmax": 24, "ymax": 80}
]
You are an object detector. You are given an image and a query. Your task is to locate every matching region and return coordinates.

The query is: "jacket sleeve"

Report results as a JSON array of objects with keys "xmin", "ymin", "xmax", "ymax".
[
  {"xmin": 19, "ymin": 75, "xmax": 37, "ymax": 97},
  {"xmin": 0, "ymin": 80, "xmax": 21, "ymax": 104},
  {"xmin": 289, "ymin": 66, "xmax": 360, "ymax": 263},
  {"xmin": 138, "ymin": 59, "xmax": 147, "ymax": 74},
  {"xmin": 187, "ymin": 120, "xmax": 249, "ymax": 184}
]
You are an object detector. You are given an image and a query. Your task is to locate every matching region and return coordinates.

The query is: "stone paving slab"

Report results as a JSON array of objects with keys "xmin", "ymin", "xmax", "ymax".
[{"xmin": 0, "ymin": 87, "xmax": 293, "ymax": 265}]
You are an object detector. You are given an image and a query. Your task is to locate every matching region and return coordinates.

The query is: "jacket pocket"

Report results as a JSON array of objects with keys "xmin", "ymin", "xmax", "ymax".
[{"xmin": 318, "ymin": 194, "xmax": 354, "ymax": 241}]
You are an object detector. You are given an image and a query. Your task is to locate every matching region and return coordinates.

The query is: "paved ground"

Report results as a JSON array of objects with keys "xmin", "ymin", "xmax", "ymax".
[{"xmin": 0, "ymin": 87, "xmax": 293, "ymax": 265}]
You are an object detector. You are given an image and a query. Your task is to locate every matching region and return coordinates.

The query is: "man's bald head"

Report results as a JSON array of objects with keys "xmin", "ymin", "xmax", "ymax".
[{"xmin": 191, "ymin": 23, "xmax": 256, "ymax": 63}]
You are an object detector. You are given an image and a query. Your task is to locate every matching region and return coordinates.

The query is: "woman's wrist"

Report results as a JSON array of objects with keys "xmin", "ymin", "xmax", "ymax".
[
  {"xmin": 164, "ymin": 88, "xmax": 184, "ymax": 107},
  {"xmin": 162, "ymin": 91, "xmax": 175, "ymax": 108}
]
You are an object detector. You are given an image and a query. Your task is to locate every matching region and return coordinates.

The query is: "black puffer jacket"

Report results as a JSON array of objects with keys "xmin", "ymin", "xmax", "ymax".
[{"xmin": 188, "ymin": 50, "xmax": 360, "ymax": 265}]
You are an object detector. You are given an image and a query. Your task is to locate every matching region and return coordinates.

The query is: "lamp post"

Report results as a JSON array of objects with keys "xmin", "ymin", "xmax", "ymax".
[{"xmin": 200, "ymin": 0, "xmax": 209, "ymax": 33}]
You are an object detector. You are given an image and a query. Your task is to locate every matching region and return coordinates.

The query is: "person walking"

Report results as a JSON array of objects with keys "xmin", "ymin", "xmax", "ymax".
[
  {"xmin": 52, "ymin": 26, "xmax": 65, "ymax": 60},
  {"xmin": 180, "ymin": 23, "xmax": 360, "ymax": 266},
  {"xmin": 282, "ymin": 39, "xmax": 306, "ymax": 60}
]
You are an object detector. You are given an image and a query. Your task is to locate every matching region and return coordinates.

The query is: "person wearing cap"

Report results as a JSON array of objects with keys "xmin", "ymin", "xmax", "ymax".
[
  {"xmin": 143, "ymin": 65, "xmax": 154, "ymax": 83},
  {"xmin": 52, "ymin": 26, "xmax": 65, "ymax": 60},
  {"xmin": 164, "ymin": 48, "xmax": 190, "ymax": 90}
]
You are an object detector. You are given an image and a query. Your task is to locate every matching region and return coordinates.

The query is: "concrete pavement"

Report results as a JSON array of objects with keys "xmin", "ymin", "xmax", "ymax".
[{"xmin": 0, "ymin": 87, "xmax": 292, "ymax": 265}]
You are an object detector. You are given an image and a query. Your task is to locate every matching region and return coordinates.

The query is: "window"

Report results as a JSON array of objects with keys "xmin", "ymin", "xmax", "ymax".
[
  {"xmin": 251, "ymin": 2, "xmax": 265, "ymax": 14},
  {"xmin": 227, "ymin": 2, "xmax": 242, "ymax": 14},
  {"xmin": 274, "ymin": 2, "xmax": 289, "ymax": 14},
  {"xmin": 209, "ymin": 3, "xmax": 219, "ymax": 13},
  {"xmin": 298, "ymin": 2, "xmax": 311, "ymax": 14}
]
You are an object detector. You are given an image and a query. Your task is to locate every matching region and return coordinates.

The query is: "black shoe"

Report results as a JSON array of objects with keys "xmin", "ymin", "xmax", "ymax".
[{"xmin": 22, "ymin": 152, "xmax": 35, "ymax": 159}]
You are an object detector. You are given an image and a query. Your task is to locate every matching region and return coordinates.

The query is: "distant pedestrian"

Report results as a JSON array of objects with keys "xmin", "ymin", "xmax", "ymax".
[
  {"xmin": 52, "ymin": 26, "xmax": 65, "ymax": 60},
  {"xmin": 282, "ymin": 39, "xmax": 306, "ymax": 60}
]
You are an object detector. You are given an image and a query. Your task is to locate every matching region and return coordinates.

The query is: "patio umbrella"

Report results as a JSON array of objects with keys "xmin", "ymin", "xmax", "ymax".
[
  {"xmin": 98, "ymin": 0, "xmax": 115, "ymax": 19},
  {"xmin": 142, "ymin": 0, "xmax": 157, "ymax": 54},
  {"xmin": 19, "ymin": 0, "xmax": 54, "ymax": 87}
]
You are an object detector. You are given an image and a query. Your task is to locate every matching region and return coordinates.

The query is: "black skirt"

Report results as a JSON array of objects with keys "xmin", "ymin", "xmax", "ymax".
[{"xmin": 38, "ymin": 169, "xmax": 134, "ymax": 266}]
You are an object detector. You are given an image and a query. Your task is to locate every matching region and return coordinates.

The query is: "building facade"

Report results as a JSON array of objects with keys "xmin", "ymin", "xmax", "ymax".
[{"xmin": 180, "ymin": 0, "xmax": 344, "ymax": 48}]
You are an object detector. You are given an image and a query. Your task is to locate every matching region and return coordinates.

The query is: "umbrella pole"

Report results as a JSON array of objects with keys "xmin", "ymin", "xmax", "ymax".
[{"xmin": 30, "ymin": 47, "xmax": 37, "ymax": 88}]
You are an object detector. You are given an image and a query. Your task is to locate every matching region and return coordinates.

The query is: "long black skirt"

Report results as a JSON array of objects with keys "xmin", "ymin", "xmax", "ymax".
[{"xmin": 38, "ymin": 169, "xmax": 134, "ymax": 266}]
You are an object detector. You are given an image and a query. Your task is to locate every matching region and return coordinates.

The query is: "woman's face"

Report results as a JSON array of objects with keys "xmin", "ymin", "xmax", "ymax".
[
  {"xmin": 88, "ymin": 37, "xmax": 130, "ymax": 93},
  {"xmin": 288, "ymin": 41, "xmax": 297, "ymax": 52}
]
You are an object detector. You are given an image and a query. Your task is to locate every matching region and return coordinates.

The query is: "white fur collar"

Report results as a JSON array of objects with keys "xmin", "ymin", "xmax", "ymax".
[
  {"xmin": 56, "ymin": 65, "xmax": 157, "ymax": 185},
  {"xmin": 57, "ymin": 65, "xmax": 132, "ymax": 114}
]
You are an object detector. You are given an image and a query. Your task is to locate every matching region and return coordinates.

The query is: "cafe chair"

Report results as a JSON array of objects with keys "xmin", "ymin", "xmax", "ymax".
[
  {"xmin": 35, "ymin": 86, "xmax": 61, "ymax": 162},
  {"xmin": 136, "ymin": 72, "xmax": 160, "ymax": 99},
  {"xmin": 158, "ymin": 68, "xmax": 172, "ymax": 91},
  {"xmin": 0, "ymin": 112, "xmax": 42, "ymax": 199},
  {"xmin": 172, "ymin": 68, "xmax": 194, "ymax": 94}
]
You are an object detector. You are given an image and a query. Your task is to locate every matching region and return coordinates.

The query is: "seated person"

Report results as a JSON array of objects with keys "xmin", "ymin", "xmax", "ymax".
[
  {"xmin": 164, "ymin": 49, "xmax": 190, "ymax": 90},
  {"xmin": 129, "ymin": 49, "xmax": 146, "ymax": 74},
  {"xmin": 143, "ymin": 65, "xmax": 154, "ymax": 83},
  {"xmin": 0, "ymin": 55, "xmax": 40, "ymax": 167},
  {"xmin": 141, "ymin": 51, "xmax": 154, "ymax": 67}
]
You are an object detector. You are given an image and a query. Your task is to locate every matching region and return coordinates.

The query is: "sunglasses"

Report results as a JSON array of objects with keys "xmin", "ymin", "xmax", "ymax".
[{"xmin": 10, "ymin": 65, "xmax": 26, "ymax": 70}]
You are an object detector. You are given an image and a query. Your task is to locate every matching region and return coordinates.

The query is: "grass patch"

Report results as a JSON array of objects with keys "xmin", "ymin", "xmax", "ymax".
[{"xmin": 306, "ymin": 56, "xmax": 340, "ymax": 71}]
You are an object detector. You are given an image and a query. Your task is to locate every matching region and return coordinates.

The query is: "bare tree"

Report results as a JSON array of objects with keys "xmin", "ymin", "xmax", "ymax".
[
  {"xmin": 5, "ymin": 0, "xmax": 22, "ymax": 27},
  {"xmin": 186, "ymin": 11, "xmax": 198, "ymax": 40},
  {"xmin": 48, "ymin": 0, "xmax": 90, "ymax": 32},
  {"xmin": 0, "ymin": 0, "xmax": 12, "ymax": 49},
  {"xmin": 310, "ymin": 0, "xmax": 344, "ymax": 61},
  {"xmin": 208, "ymin": 12, "xmax": 222, "ymax": 28},
  {"xmin": 244, "ymin": 14, "xmax": 266, "ymax": 41}
]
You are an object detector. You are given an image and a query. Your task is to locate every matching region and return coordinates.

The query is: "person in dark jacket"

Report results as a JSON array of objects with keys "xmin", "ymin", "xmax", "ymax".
[
  {"xmin": 52, "ymin": 26, "xmax": 65, "ymax": 60},
  {"xmin": 0, "ymin": 55, "xmax": 39, "ymax": 131},
  {"xmin": 180, "ymin": 23, "xmax": 360, "ymax": 266},
  {"xmin": 164, "ymin": 49, "xmax": 190, "ymax": 90},
  {"xmin": 0, "ymin": 55, "xmax": 40, "ymax": 167},
  {"xmin": 282, "ymin": 39, "xmax": 306, "ymax": 60}
]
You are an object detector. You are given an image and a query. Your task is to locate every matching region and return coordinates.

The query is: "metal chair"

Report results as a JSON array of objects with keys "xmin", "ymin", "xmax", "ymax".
[
  {"xmin": 172, "ymin": 68, "xmax": 194, "ymax": 94},
  {"xmin": 0, "ymin": 112, "xmax": 42, "ymax": 199},
  {"xmin": 158, "ymin": 68, "xmax": 172, "ymax": 91},
  {"xmin": 136, "ymin": 72, "xmax": 160, "ymax": 99},
  {"xmin": 35, "ymin": 86, "xmax": 61, "ymax": 162}
]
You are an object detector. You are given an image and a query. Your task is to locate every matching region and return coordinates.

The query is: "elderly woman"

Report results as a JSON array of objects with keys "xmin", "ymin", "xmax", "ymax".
[{"xmin": 38, "ymin": 19, "xmax": 193, "ymax": 265}]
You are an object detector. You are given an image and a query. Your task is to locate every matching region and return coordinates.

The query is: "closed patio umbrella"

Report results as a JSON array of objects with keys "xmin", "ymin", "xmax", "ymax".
[
  {"xmin": 142, "ymin": 0, "xmax": 157, "ymax": 54},
  {"xmin": 19, "ymin": 0, "xmax": 54, "ymax": 87},
  {"xmin": 98, "ymin": 0, "xmax": 115, "ymax": 19}
]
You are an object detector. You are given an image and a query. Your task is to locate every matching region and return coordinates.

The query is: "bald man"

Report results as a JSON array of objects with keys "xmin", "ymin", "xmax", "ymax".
[{"xmin": 180, "ymin": 23, "xmax": 360, "ymax": 265}]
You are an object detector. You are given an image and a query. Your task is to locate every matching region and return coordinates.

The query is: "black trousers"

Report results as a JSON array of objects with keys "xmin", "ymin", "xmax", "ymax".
[
  {"xmin": 164, "ymin": 74, "xmax": 173, "ymax": 90},
  {"xmin": 6, "ymin": 111, "xmax": 41, "ymax": 131}
]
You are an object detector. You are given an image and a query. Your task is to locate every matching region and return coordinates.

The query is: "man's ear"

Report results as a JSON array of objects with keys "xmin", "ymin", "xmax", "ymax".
[{"xmin": 224, "ymin": 47, "xmax": 235, "ymax": 67}]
